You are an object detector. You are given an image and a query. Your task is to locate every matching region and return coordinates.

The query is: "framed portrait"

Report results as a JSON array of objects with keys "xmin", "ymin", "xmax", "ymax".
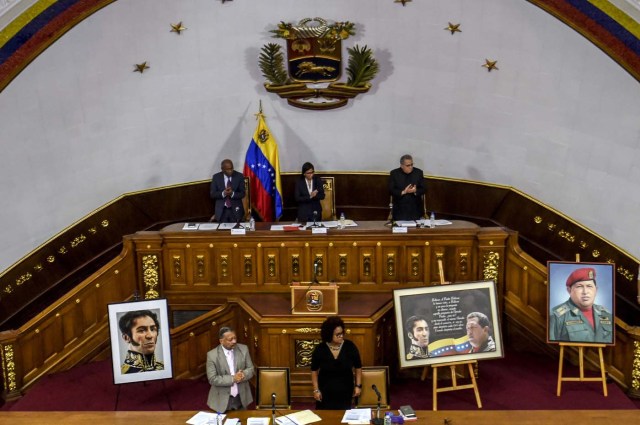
[
  {"xmin": 108, "ymin": 298, "xmax": 173, "ymax": 384},
  {"xmin": 393, "ymin": 280, "xmax": 503, "ymax": 368},
  {"xmin": 547, "ymin": 261, "xmax": 615, "ymax": 345}
]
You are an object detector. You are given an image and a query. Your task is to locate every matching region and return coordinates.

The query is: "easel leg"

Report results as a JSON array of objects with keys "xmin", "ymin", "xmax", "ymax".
[
  {"xmin": 557, "ymin": 344, "xmax": 565, "ymax": 397},
  {"xmin": 598, "ymin": 347, "xmax": 608, "ymax": 397},
  {"xmin": 420, "ymin": 365, "xmax": 430, "ymax": 381},
  {"xmin": 432, "ymin": 365, "xmax": 438, "ymax": 411},
  {"xmin": 468, "ymin": 362, "xmax": 482, "ymax": 408}
]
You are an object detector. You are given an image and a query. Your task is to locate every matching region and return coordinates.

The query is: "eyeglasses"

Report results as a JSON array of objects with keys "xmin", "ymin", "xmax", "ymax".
[
  {"xmin": 334, "ymin": 333, "xmax": 344, "ymax": 337},
  {"xmin": 304, "ymin": 170, "xmax": 315, "ymax": 175},
  {"xmin": 401, "ymin": 163, "xmax": 414, "ymax": 167}
]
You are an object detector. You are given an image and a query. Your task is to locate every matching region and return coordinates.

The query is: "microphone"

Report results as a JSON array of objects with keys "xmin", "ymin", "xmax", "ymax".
[
  {"xmin": 233, "ymin": 206, "xmax": 242, "ymax": 229},
  {"xmin": 313, "ymin": 259, "xmax": 319, "ymax": 284},
  {"xmin": 372, "ymin": 384, "xmax": 382, "ymax": 400},
  {"xmin": 312, "ymin": 210, "xmax": 318, "ymax": 227},
  {"xmin": 385, "ymin": 202, "xmax": 395, "ymax": 227},
  {"xmin": 271, "ymin": 392, "xmax": 277, "ymax": 424},
  {"xmin": 271, "ymin": 392, "xmax": 277, "ymax": 404}
]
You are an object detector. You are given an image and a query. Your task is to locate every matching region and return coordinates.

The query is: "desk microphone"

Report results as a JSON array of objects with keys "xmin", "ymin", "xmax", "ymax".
[
  {"xmin": 372, "ymin": 384, "xmax": 382, "ymax": 400},
  {"xmin": 312, "ymin": 210, "xmax": 319, "ymax": 227},
  {"xmin": 313, "ymin": 258, "xmax": 320, "ymax": 284},
  {"xmin": 233, "ymin": 207, "xmax": 243, "ymax": 229},
  {"xmin": 371, "ymin": 384, "xmax": 383, "ymax": 425},
  {"xmin": 271, "ymin": 392, "xmax": 277, "ymax": 424}
]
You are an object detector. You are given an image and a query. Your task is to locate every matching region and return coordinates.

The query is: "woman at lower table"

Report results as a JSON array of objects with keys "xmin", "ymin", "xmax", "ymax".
[{"xmin": 311, "ymin": 316, "xmax": 363, "ymax": 410}]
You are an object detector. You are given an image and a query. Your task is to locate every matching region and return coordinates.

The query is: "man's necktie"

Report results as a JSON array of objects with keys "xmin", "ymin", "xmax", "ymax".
[
  {"xmin": 227, "ymin": 349, "xmax": 238, "ymax": 397},
  {"xmin": 225, "ymin": 178, "xmax": 231, "ymax": 208}
]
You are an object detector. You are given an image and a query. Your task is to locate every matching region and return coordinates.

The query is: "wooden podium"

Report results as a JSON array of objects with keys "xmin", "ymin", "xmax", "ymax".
[{"xmin": 291, "ymin": 284, "xmax": 339, "ymax": 315}]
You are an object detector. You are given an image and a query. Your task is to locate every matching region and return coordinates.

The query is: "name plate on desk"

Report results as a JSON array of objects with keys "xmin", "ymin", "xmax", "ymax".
[
  {"xmin": 291, "ymin": 285, "xmax": 338, "ymax": 315},
  {"xmin": 311, "ymin": 227, "xmax": 328, "ymax": 234},
  {"xmin": 392, "ymin": 226, "xmax": 408, "ymax": 233},
  {"xmin": 231, "ymin": 228, "xmax": 246, "ymax": 235}
]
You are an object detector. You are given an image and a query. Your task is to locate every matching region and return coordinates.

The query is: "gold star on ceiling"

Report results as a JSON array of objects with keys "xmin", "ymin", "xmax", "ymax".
[
  {"xmin": 134, "ymin": 62, "xmax": 150, "ymax": 74},
  {"xmin": 394, "ymin": 0, "xmax": 412, "ymax": 6},
  {"xmin": 445, "ymin": 22, "xmax": 461, "ymax": 35},
  {"xmin": 170, "ymin": 22, "xmax": 187, "ymax": 35},
  {"xmin": 482, "ymin": 59, "xmax": 499, "ymax": 72}
]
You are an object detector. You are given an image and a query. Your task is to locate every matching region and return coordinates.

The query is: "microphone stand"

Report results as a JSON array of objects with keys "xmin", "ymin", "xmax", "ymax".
[
  {"xmin": 232, "ymin": 207, "xmax": 243, "ymax": 229},
  {"xmin": 385, "ymin": 203, "xmax": 395, "ymax": 227},
  {"xmin": 311, "ymin": 211, "xmax": 322, "ymax": 228},
  {"xmin": 271, "ymin": 394, "xmax": 276, "ymax": 425},
  {"xmin": 313, "ymin": 261, "xmax": 319, "ymax": 285},
  {"xmin": 372, "ymin": 397, "xmax": 383, "ymax": 425}
]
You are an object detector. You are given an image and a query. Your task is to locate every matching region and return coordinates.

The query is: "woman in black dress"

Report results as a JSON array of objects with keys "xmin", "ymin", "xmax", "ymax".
[
  {"xmin": 311, "ymin": 316, "xmax": 362, "ymax": 410},
  {"xmin": 294, "ymin": 162, "xmax": 325, "ymax": 223}
]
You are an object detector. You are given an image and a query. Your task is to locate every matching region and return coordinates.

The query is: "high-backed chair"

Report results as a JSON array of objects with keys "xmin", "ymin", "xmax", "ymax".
[
  {"xmin": 356, "ymin": 366, "xmax": 390, "ymax": 408},
  {"xmin": 255, "ymin": 367, "xmax": 291, "ymax": 409},
  {"xmin": 387, "ymin": 194, "xmax": 428, "ymax": 220},
  {"xmin": 319, "ymin": 176, "xmax": 336, "ymax": 221}
]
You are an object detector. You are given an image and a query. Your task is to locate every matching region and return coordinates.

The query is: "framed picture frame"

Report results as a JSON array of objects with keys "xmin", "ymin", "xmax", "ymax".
[
  {"xmin": 393, "ymin": 280, "xmax": 503, "ymax": 368},
  {"xmin": 108, "ymin": 298, "xmax": 173, "ymax": 384},
  {"xmin": 547, "ymin": 261, "xmax": 615, "ymax": 345}
]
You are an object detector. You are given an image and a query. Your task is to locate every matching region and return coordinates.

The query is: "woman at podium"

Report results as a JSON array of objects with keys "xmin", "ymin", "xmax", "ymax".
[{"xmin": 311, "ymin": 316, "xmax": 363, "ymax": 409}]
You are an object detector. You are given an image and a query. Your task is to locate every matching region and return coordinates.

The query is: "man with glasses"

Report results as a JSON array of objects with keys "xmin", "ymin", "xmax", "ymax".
[{"xmin": 388, "ymin": 154, "xmax": 426, "ymax": 221}]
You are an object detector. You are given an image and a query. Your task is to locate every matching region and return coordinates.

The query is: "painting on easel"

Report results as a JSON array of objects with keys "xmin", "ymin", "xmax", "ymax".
[
  {"xmin": 547, "ymin": 261, "xmax": 615, "ymax": 345},
  {"xmin": 107, "ymin": 298, "xmax": 173, "ymax": 384},
  {"xmin": 393, "ymin": 280, "xmax": 503, "ymax": 368}
]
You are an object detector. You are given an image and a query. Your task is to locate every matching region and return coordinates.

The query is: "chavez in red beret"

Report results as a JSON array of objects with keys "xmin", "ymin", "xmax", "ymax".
[{"xmin": 565, "ymin": 267, "xmax": 596, "ymax": 288}]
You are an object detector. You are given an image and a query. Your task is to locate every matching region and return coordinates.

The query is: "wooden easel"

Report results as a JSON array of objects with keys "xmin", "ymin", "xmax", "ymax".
[
  {"xmin": 432, "ymin": 359, "xmax": 482, "ymax": 410},
  {"xmin": 555, "ymin": 254, "xmax": 608, "ymax": 397},
  {"xmin": 420, "ymin": 257, "xmax": 448, "ymax": 381},
  {"xmin": 556, "ymin": 342, "xmax": 608, "ymax": 396}
]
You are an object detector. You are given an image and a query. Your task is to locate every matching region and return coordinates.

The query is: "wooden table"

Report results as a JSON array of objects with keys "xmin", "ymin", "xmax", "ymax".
[{"xmin": 0, "ymin": 410, "xmax": 637, "ymax": 425}]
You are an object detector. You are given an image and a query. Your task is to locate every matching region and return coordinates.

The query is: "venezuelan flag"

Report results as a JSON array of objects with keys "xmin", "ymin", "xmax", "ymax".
[{"xmin": 243, "ymin": 112, "xmax": 283, "ymax": 221}]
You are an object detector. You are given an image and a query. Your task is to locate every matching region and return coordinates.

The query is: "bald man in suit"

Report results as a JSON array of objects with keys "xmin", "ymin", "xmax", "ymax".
[{"xmin": 206, "ymin": 326, "xmax": 255, "ymax": 412}]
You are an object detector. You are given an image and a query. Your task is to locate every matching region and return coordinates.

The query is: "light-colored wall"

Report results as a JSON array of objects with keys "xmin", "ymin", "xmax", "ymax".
[{"xmin": 1, "ymin": 0, "xmax": 639, "ymax": 273}]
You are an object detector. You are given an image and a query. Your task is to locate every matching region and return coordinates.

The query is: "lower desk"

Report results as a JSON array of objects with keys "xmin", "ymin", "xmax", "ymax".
[{"xmin": 0, "ymin": 410, "xmax": 637, "ymax": 425}]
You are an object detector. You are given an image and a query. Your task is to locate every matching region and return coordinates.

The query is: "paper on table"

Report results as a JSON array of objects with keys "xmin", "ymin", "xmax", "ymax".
[
  {"xmin": 198, "ymin": 223, "xmax": 219, "ymax": 230},
  {"xmin": 185, "ymin": 411, "xmax": 225, "ymax": 425},
  {"xmin": 182, "ymin": 223, "xmax": 200, "ymax": 230},
  {"xmin": 247, "ymin": 418, "xmax": 270, "ymax": 425},
  {"xmin": 277, "ymin": 410, "xmax": 322, "ymax": 425},
  {"xmin": 341, "ymin": 408, "xmax": 372, "ymax": 423},
  {"xmin": 396, "ymin": 220, "xmax": 417, "ymax": 227},
  {"xmin": 224, "ymin": 419, "xmax": 241, "ymax": 425}
]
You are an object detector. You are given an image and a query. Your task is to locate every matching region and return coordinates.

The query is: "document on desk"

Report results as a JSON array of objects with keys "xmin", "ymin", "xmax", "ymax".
[
  {"xmin": 186, "ymin": 411, "xmax": 225, "ymax": 425},
  {"xmin": 198, "ymin": 223, "xmax": 219, "ymax": 231},
  {"xmin": 341, "ymin": 408, "xmax": 372, "ymax": 424},
  {"xmin": 247, "ymin": 418, "xmax": 271, "ymax": 425},
  {"xmin": 396, "ymin": 220, "xmax": 417, "ymax": 227},
  {"xmin": 276, "ymin": 409, "xmax": 322, "ymax": 425}
]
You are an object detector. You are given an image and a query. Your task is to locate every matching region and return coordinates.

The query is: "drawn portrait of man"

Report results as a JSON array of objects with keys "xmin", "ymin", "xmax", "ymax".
[{"xmin": 118, "ymin": 309, "xmax": 165, "ymax": 374}]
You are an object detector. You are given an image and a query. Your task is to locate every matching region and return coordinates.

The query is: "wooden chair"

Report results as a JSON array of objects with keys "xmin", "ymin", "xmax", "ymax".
[
  {"xmin": 356, "ymin": 366, "xmax": 390, "ymax": 408},
  {"xmin": 255, "ymin": 367, "xmax": 291, "ymax": 409},
  {"xmin": 319, "ymin": 176, "xmax": 336, "ymax": 221}
]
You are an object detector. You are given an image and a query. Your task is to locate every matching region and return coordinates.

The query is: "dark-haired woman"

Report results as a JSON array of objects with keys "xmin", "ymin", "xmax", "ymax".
[
  {"xmin": 311, "ymin": 316, "xmax": 362, "ymax": 410},
  {"xmin": 294, "ymin": 162, "xmax": 325, "ymax": 223}
]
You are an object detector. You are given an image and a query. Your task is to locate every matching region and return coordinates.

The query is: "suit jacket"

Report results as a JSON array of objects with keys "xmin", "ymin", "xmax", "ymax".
[
  {"xmin": 388, "ymin": 167, "xmax": 426, "ymax": 220},
  {"xmin": 294, "ymin": 176, "xmax": 325, "ymax": 222},
  {"xmin": 210, "ymin": 170, "xmax": 246, "ymax": 222},
  {"xmin": 206, "ymin": 343, "xmax": 255, "ymax": 413}
]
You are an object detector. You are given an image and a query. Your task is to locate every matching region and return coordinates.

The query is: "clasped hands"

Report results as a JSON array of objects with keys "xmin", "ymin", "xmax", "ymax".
[
  {"xmin": 232, "ymin": 370, "xmax": 245, "ymax": 383},
  {"xmin": 309, "ymin": 189, "xmax": 318, "ymax": 198},
  {"xmin": 223, "ymin": 187, "xmax": 233, "ymax": 196},
  {"xmin": 401, "ymin": 184, "xmax": 416, "ymax": 196}
]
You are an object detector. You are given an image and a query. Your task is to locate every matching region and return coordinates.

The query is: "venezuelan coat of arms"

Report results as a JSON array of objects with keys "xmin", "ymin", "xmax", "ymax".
[{"xmin": 259, "ymin": 18, "xmax": 379, "ymax": 110}]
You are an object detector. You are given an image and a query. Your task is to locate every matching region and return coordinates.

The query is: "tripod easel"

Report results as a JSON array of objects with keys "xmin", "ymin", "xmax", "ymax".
[
  {"xmin": 556, "ymin": 342, "xmax": 607, "ymax": 396},
  {"xmin": 555, "ymin": 254, "xmax": 608, "ymax": 397},
  {"xmin": 432, "ymin": 359, "xmax": 482, "ymax": 411}
]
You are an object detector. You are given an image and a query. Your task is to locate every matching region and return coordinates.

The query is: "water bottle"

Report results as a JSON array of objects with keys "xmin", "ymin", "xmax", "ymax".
[
  {"xmin": 249, "ymin": 216, "xmax": 255, "ymax": 231},
  {"xmin": 384, "ymin": 412, "xmax": 392, "ymax": 425},
  {"xmin": 339, "ymin": 212, "xmax": 346, "ymax": 229},
  {"xmin": 429, "ymin": 211, "xmax": 435, "ymax": 229}
]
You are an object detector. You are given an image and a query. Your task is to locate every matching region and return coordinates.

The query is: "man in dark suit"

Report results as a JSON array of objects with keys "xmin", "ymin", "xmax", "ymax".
[
  {"xmin": 388, "ymin": 154, "xmax": 426, "ymax": 221},
  {"xmin": 206, "ymin": 326, "xmax": 255, "ymax": 413},
  {"xmin": 210, "ymin": 159, "xmax": 246, "ymax": 223}
]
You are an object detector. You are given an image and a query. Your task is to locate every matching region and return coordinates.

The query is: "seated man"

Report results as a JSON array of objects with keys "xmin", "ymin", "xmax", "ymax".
[
  {"xmin": 388, "ymin": 154, "xmax": 426, "ymax": 221},
  {"xmin": 210, "ymin": 159, "xmax": 246, "ymax": 223}
]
